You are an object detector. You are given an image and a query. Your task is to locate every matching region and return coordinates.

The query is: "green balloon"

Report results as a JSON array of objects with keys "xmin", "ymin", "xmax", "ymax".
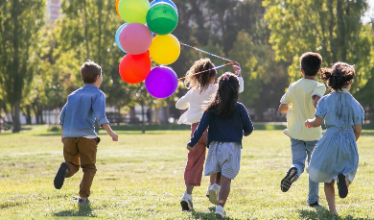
[
  {"xmin": 146, "ymin": 3, "xmax": 178, "ymax": 35},
  {"xmin": 119, "ymin": 0, "xmax": 149, "ymax": 24}
]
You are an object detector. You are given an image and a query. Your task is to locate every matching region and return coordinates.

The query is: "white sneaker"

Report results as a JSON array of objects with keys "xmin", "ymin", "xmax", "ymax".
[
  {"xmin": 208, "ymin": 183, "xmax": 221, "ymax": 205},
  {"xmin": 180, "ymin": 191, "xmax": 193, "ymax": 211},
  {"xmin": 206, "ymin": 183, "xmax": 211, "ymax": 198},
  {"xmin": 215, "ymin": 205, "xmax": 226, "ymax": 219}
]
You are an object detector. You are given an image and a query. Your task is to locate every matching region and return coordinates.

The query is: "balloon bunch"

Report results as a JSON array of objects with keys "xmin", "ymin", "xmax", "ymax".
[{"xmin": 115, "ymin": 0, "xmax": 180, "ymax": 99}]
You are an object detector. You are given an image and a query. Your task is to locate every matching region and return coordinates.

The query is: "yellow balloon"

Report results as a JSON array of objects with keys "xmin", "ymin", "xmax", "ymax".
[{"xmin": 149, "ymin": 34, "xmax": 180, "ymax": 65}]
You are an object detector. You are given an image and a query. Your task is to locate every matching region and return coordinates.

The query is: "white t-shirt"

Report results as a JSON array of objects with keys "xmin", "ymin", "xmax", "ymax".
[{"xmin": 176, "ymin": 77, "xmax": 244, "ymax": 125}]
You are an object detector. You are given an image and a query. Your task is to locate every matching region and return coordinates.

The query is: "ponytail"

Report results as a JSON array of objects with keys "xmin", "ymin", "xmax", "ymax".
[{"xmin": 320, "ymin": 62, "xmax": 355, "ymax": 91}]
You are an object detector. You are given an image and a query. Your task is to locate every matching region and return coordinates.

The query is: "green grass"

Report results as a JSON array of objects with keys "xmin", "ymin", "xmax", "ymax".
[{"xmin": 0, "ymin": 125, "xmax": 374, "ymax": 219}]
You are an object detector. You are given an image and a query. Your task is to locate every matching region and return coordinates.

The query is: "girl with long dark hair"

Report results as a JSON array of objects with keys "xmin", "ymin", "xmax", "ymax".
[
  {"xmin": 187, "ymin": 72, "xmax": 253, "ymax": 219},
  {"xmin": 176, "ymin": 59, "xmax": 244, "ymax": 211}
]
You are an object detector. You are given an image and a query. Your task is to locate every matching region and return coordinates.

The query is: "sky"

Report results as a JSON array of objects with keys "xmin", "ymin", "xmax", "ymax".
[{"xmin": 362, "ymin": 0, "xmax": 374, "ymax": 23}]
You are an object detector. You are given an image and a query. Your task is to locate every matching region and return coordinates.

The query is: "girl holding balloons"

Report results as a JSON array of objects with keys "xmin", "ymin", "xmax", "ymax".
[{"xmin": 176, "ymin": 58, "xmax": 244, "ymax": 211}]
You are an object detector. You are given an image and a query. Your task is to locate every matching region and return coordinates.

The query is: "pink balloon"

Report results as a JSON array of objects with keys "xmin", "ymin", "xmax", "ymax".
[{"xmin": 119, "ymin": 23, "xmax": 153, "ymax": 55}]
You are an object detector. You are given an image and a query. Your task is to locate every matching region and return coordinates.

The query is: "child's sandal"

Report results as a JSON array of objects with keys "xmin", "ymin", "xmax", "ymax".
[{"xmin": 337, "ymin": 173, "xmax": 348, "ymax": 198}]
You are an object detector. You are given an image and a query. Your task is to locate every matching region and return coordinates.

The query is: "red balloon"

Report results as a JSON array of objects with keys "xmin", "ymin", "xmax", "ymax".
[{"xmin": 119, "ymin": 51, "xmax": 152, "ymax": 84}]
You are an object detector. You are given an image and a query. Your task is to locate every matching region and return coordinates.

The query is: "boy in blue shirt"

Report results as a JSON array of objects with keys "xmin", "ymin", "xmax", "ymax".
[{"xmin": 54, "ymin": 61, "xmax": 118, "ymax": 204}]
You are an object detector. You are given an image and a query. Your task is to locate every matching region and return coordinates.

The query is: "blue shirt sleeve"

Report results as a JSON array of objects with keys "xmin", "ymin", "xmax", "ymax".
[
  {"xmin": 315, "ymin": 96, "xmax": 327, "ymax": 119},
  {"xmin": 352, "ymin": 102, "xmax": 365, "ymax": 125},
  {"xmin": 188, "ymin": 111, "xmax": 210, "ymax": 148},
  {"xmin": 58, "ymin": 102, "xmax": 67, "ymax": 126},
  {"xmin": 239, "ymin": 104, "xmax": 253, "ymax": 136},
  {"xmin": 92, "ymin": 92, "xmax": 109, "ymax": 126}
]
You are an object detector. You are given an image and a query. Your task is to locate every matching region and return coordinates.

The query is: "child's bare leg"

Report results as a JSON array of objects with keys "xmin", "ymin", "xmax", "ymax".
[
  {"xmin": 215, "ymin": 172, "xmax": 222, "ymax": 185},
  {"xmin": 210, "ymin": 173, "xmax": 218, "ymax": 186},
  {"xmin": 218, "ymin": 175, "xmax": 231, "ymax": 208},
  {"xmin": 324, "ymin": 181, "xmax": 337, "ymax": 215},
  {"xmin": 186, "ymin": 185, "xmax": 194, "ymax": 195}
]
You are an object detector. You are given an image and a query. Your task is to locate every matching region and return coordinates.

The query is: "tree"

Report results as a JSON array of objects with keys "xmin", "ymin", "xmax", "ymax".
[
  {"xmin": 0, "ymin": 0, "xmax": 45, "ymax": 132},
  {"xmin": 264, "ymin": 0, "xmax": 373, "ymax": 93}
]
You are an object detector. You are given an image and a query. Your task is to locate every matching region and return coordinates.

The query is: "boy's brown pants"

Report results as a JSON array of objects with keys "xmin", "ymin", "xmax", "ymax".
[{"xmin": 63, "ymin": 137, "xmax": 100, "ymax": 198}]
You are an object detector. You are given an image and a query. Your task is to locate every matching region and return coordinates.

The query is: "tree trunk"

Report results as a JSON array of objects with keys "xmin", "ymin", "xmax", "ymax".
[
  {"xmin": 41, "ymin": 105, "xmax": 44, "ymax": 124},
  {"xmin": 155, "ymin": 107, "xmax": 160, "ymax": 124},
  {"xmin": 162, "ymin": 106, "xmax": 170, "ymax": 124},
  {"xmin": 129, "ymin": 106, "xmax": 136, "ymax": 124},
  {"xmin": 141, "ymin": 100, "xmax": 145, "ymax": 134},
  {"xmin": 83, "ymin": 0, "xmax": 90, "ymax": 60},
  {"xmin": 11, "ymin": 101, "xmax": 21, "ymax": 132},
  {"xmin": 26, "ymin": 105, "xmax": 31, "ymax": 125},
  {"xmin": 117, "ymin": 106, "xmax": 120, "ymax": 126},
  {"xmin": 97, "ymin": 0, "xmax": 103, "ymax": 64}
]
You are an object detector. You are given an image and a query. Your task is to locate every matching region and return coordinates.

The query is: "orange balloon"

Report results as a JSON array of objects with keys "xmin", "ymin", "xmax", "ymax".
[
  {"xmin": 119, "ymin": 51, "xmax": 152, "ymax": 84},
  {"xmin": 116, "ymin": 0, "xmax": 122, "ymax": 18}
]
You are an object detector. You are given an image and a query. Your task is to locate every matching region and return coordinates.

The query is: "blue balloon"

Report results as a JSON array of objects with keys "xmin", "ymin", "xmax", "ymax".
[
  {"xmin": 115, "ymin": 23, "xmax": 128, "ymax": 53},
  {"xmin": 150, "ymin": 0, "xmax": 178, "ymax": 11}
]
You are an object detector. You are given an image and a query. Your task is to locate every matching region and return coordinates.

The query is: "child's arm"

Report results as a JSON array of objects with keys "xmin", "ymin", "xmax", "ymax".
[
  {"xmin": 175, "ymin": 90, "xmax": 191, "ymax": 110},
  {"xmin": 312, "ymin": 95, "xmax": 321, "ymax": 108},
  {"xmin": 279, "ymin": 91, "xmax": 290, "ymax": 113},
  {"xmin": 59, "ymin": 103, "xmax": 67, "ymax": 143},
  {"xmin": 232, "ymin": 62, "xmax": 245, "ymax": 93},
  {"xmin": 61, "ymin": 126, "xmax": 64, "ymax": 143},
  {"xmin": 312, "ymin": 84, "xmax": 326, "ymax": 108},
  {"xmin": 354, "ymin": 124, "xmax": 362, "ymax": 141},
  {"xmin": 278, "ymin": 104, "xmax": 289, "ymax": 114},
  {"xmin": 240, "ymin": 104, "xmax": 253, "ymax": 136},
  {"xmin": 305, "ymin": 116, "xmax": 323, "ymax": 128},
  {"xmin": 187, "ymin": 112, "xmax": 210, "ymax": 150},
  {"xmin": 92, "ymin": 93, "xmax": 118, "ymax": 141},
  {"xmin": 102, "ymin": 123, "xmax": 118, "ymax": 141}
]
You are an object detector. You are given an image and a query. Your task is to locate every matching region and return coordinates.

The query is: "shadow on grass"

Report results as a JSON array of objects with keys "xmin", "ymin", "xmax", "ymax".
[
  {"xmin": 191, "ymin": 207, "xmax": 240, "ymax": 220},
  {"xmin": 299, "ymin": 206, "xmax": 364, "ymax": 220},
  {"xmin": 54, "ymin": 204, "xmax": 94, "ymax": 217}
]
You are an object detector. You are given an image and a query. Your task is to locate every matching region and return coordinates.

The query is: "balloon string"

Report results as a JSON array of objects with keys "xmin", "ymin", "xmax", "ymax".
[
  {"xmin": 181, "ymin": 42, "xmax": 234, "ymax": 62},
  {"xmin": 178, "ymin": 62, "xmax": 233, "ymax": 81}
]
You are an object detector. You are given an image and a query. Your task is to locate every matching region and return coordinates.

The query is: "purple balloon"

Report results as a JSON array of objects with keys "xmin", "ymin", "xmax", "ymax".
[{"xmin": 145, "ymin": 66, "xmax": 178, "ymax": 99}]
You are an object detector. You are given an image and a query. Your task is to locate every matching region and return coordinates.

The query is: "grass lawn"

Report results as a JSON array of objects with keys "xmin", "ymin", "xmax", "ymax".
[{"xmin": 0, "ymin": 125, "xmax": 373, "ymax": 219}]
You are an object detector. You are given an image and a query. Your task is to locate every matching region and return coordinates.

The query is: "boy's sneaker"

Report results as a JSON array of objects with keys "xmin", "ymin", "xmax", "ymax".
[
  {"xmin": 78, "ymin": 198, "xmax": 90, "ymax": 205},
  {"xmin": 54, "ymin": 162, "xmax": 68, "ymax": 189},
  {"xmin": 206, "ymin": 184, "xmax": 211, "ymax": 198},
  {"xmin": 209, "ymin": 183, "xmax": 221, "ymax": 205},
  {"xmin": 337, "ymin": 173, "xmax": 348, "ymax": 198},
  {"xmin": 215, "ymin": 205, "xmax": 226, "ymax": 219},
  {"xmin": 180, "ymin": 192, "xmax": 193, "ymax": 211},
  {"xmin": 280, "ymin": 167, "xmax": 298, "ymax": 192},
  {"xmin": 309, "ymin": 201, "xmax": 322, "ymax": 207}
]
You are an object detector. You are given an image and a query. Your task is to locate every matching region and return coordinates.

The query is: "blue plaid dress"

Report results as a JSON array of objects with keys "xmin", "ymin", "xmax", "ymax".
[{"xmin": 307, "ymin": 89, "xmax": 364, "ymax": 183}]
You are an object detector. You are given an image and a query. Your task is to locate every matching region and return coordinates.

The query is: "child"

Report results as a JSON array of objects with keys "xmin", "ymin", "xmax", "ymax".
[
  {"xmin": 186, "ymin": 72, "xmax": 253, "ymax": 219},
  {"xmin": 278, "ymin": 52, "xmax": 326, "ymax": 207},
  {"xmin": 176, "ymin": 58, "xmax": 244, "ymax": 211},
  {"xmin": 54, "ymin": 61, "xmax": 118, "ymax": 204},
  {"xmin": 305, "ymin": 62, "xmax": 363, "ymax": 215}
]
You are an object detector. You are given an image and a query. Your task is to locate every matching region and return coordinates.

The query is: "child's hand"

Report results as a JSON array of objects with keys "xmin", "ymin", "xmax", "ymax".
[
  {"xmin": 110, "ymin": 132, "xmax": 118, "ymax": 141},
  {"xmin": 186, "ymin": 145, "xmax": 193, "ymax": 151},
  {"xmin": 232, "ymin": 61, "xmax": 241, "ymax": 76},
  {"xmin": 305, "ymin": 120, "xmax": 312, "ymax": 129}
]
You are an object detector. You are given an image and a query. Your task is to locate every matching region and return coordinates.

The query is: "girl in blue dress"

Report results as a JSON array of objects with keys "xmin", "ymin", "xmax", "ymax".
[{"xmin": 305, "ymin": 62, "xmax": 364, "ymax": 215}]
